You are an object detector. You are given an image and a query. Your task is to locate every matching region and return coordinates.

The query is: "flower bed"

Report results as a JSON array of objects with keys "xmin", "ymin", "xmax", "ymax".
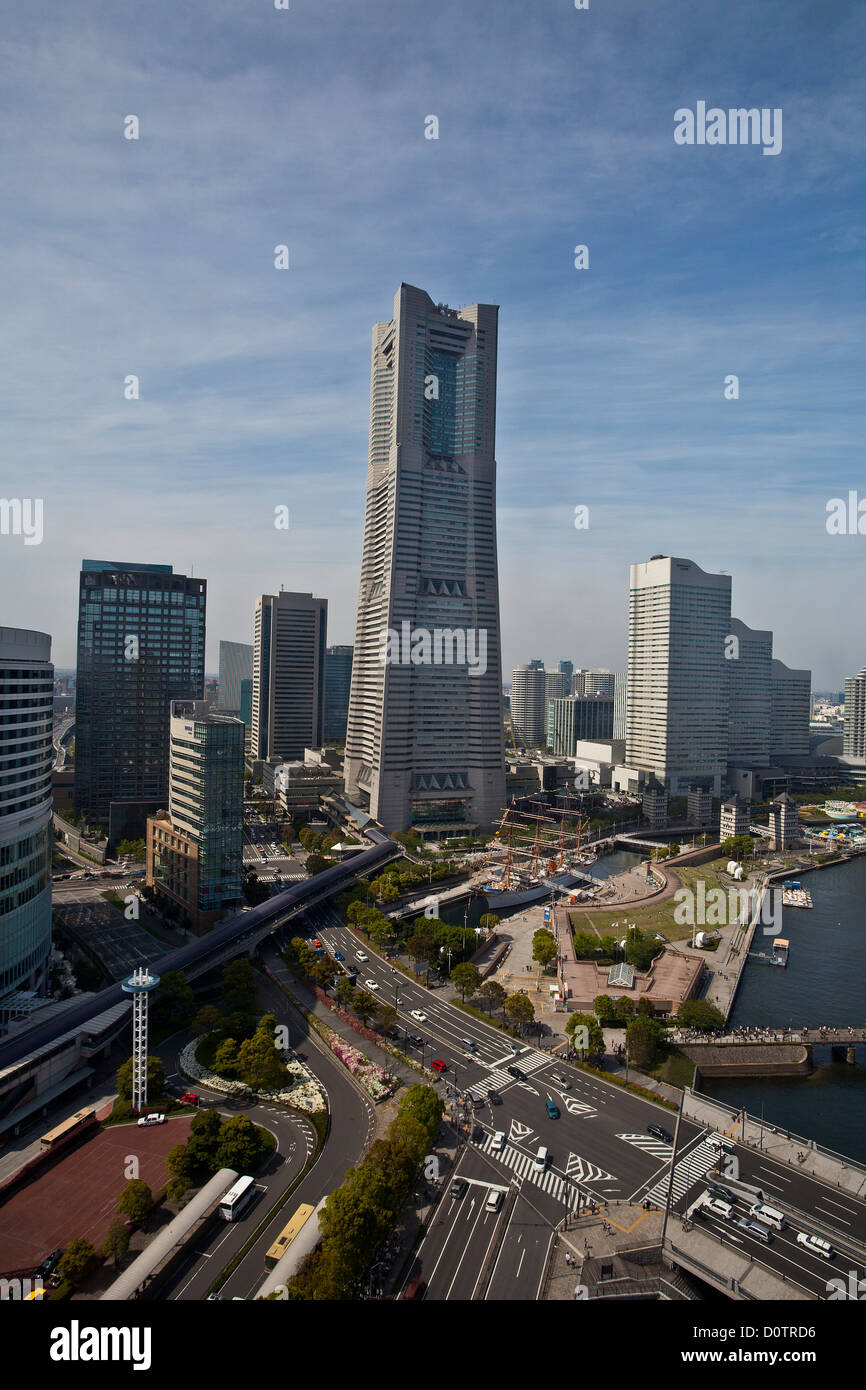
[
  {"xmin": 321, "ymin": 1028, "xmax": 396, "ymax": 1101},
  {"xmin": 179, "ymin": 1038, "xmax": 326, "ymax": 1112}
]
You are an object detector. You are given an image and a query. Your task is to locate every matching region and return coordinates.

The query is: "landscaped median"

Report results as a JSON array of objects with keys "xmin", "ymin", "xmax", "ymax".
[{"xmin": 179, "ymin": 1036, "xmax": 327, "ymax": 1112}]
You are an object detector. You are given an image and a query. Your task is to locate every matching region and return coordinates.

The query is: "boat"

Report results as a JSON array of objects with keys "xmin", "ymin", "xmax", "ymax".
[
  {"xmin": 772, "ymin": 937, "xmax": 789, "ymax": 966},
  {"xmin": 484, "ymin": 868, "xmax": 589, "ymax": 910}
]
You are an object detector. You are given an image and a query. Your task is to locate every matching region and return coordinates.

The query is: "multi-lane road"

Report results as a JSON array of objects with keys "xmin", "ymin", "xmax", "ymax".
[{"xmin": 302, "ymin": 901, "xmax": 866, "ymax": 1301}]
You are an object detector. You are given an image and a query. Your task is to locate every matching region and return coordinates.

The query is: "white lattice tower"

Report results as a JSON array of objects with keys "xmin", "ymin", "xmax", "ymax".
[{"xmin": 121, "ymin": 967, "xmax": 160, "ymax": 1112}]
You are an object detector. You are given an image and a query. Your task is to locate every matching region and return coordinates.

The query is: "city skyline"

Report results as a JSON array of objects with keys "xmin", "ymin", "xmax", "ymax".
[{"xmin": 0, "ymin": 1, "xmax": 863, "ymax": 685}]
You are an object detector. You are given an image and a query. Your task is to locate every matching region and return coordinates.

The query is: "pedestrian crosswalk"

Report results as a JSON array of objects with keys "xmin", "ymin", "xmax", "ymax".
[
  {"xmin": 467, "ymin": 1068, "xmax": 514, "ymax": 1098},
  {"xmin": 616, "ymin": 1132, "xmax": 673, "ymax": 1159},
  {"xmin": 643, "ymin": 1140, "xmax": 717, "ymax": 1207},
  {"xmin": 479, "ymin": 1133, "xmax": 616, "ymax": 1208}
]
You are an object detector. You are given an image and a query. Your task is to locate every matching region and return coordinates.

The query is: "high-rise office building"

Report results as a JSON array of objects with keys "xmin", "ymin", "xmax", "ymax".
[
  {"xmin": 544, "ymin": 670, "xmax": 570, "ymax": 746},
  {"xmin": 584, "ymin": 668, "xmax": 615, "ymax": 698},
  {"xmin": 324, "ymin": 645, "xmax": 354, "ymax": 744},
  {"xmin": 726, "ymin": 619, "xmax": 772, "ymax": 767},
  {"xmin": 558, "ymin": 660, "xmax": 574, "ymax": 684},
  {"xmin": 510, "ymin": 664, "xmax": 547, "ymax": 747},
  {"xmin": 146, "ymin": 700, "xmax": 244, "ymax": 933},
  {"xmin": 843, "ymin": 666, "xmax": 866, "ymax": 760},
  {"xmin": 217, "ymin": 641, "xmax": 253, "ymax": 715},
  {"xmin": 252, "ymin": 591, "xmax": 327, "ymax": 761},
  {"xmin": 613, "ymin": 672, "xmax": 628, "ymax": 741},
  {"xmin": 551, "ymin": 695, "xmax": 614, "ymax": 756},
  {"xmin": 344, "ymin": 284, "xmax": 506, "ymax": 834},
  {"xmin": 74, "ymin": 561, "xmax": 206, "ymax": 839},
  {"xmin": 0, "ymin": 628, "xmax": 53, "ymax": 1030},
  {"xmin": 626, "ymin": 556, "xmax": 731, "ymax": 796}
]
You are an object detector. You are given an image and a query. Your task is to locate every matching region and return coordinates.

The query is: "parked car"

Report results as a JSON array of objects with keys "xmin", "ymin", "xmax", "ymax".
[
  {"xmin": 137, "ymin": 1113, "xmax": 166, "ymax": 1127},
  {"xmin": 40, "ymin": 1248, "xmax": 65, "ymax": 1277}
]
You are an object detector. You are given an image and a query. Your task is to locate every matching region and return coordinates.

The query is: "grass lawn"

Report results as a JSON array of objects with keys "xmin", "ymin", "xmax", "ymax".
[
  {"xmin": 568, "ymin": 857, "xmax": 749, "ymax": 944},
  {"xmin": 643, "ymin": 1048, "xmax": 697, "ymax": 1089}
]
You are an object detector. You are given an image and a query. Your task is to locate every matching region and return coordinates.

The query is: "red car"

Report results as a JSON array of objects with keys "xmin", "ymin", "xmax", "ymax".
[
  {"xmin": 431, "ymin": 1059, "xmax": 447, "ymax": 1073},
  {"xmin": 180, "ymin": 1093, "xmax": 199, "ymax": 1105}
]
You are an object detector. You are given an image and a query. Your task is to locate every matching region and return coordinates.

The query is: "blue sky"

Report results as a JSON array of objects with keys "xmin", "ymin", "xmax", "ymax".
[{"xmin": 1, "ymin": 0, "xmax": 864, "ymax": 685}]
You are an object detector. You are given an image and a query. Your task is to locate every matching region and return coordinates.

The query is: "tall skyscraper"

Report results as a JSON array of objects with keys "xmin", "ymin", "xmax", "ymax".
[
  {"xmin": 252, "ymin": 591, "xmax": 327, "ymax": 761},
  {"xmin": 726, "ymin": 619, "xmax": 773, "ymax": 767},
  {"xmin": 344, "ymin": 284, "xmax": 506, "ymax": 833},
  {"xmin": 626, "ymin": 556, "xmax": 731, "ymax": 795},
  {"xmin": 74, "ymin": 561, "xmax": 206, "ymax": 839},
  {"xmin": 558, "ymin": 660, "xmax": 574, "ymax": 684},
  {"xmin": 0, "ymin": 628, "xmax": 53, "ymax": 1030},
  {"xmin": 613, "ymin": 672, "xmax": 628, "ymax": 741},
  {"xmin": 769, "ymin": 659, "xmax": 810, "ymax": 759},
  {"xmin": 510, "ymin": 663, "xmax": 547, "ymax": 747},
  {"xmin": 551, "ymin": 694, "xmax": 614, "ymax": 755},
  {"xmin": 146, "ymin": 701, "xmax": 244, "ymax": 932},
  {"xmin": 324, "ymin": 645, "xmax": 354, "ymax": 743},
  {"xmin": 217, "ymin": 641, "xmax": 253, "ymax": 714},
  {"xmin": 843, "ymin": 666, "xmax": 866, "ymax": 760}
]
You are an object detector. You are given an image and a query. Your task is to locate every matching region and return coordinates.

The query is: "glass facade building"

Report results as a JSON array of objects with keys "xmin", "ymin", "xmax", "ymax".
[
  {"xmin": 252, "ymin": 592, "xmax": 327, "ymax": 761},
  {"xmin": 0, "ymin": 628, "xmax": 53, "ymax": 1030},
  {"xmin": 74, "ymin": 561, "xmax": 206, "ymax": 834},
  {"xmin": 324, "ymin": 645, "xmax": 353, "ymax": 743},
  {"xmin": 217, "ymin": 641, "xmax": 253, "ymax": 717}
]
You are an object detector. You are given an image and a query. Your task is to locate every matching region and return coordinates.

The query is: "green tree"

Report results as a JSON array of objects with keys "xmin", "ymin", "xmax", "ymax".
[
  {"xmin": 166, "ymin": 1141, "xmax": 200, "ymax": 1188},
  {"xmin": 59, "ymin": 1238, "xmax": 97, "ymax": 1286},
  {"xmin": 636, "ymin": 996, "xmax": 656, "ymax": 1018},
  {"xmin": 476, "ymin": 980, "xmax": 507, "ymax": 1015},
  {"xmin": 479, "ymin": 912, "xmax": 500, "ymax": 932},
  {"xmin": 450, "ymin": 962, "xmax": 481, "ymax": 1001},
  {"xmin": 154, "ymin": 970, "xmax": 195, "ymax": 1026},
  {"xmin": 352, "ymin": 989, "xmax": 379, "ymax": 1024},
  {"xmin": 626, "ymin": 1017, "xmax": 658, "ymax": 1068},
  {"xmin": 116, "ymin": 1179, "xmax": 153, "ymax": 1224},
  {"xmin": 676, "ymin": 999, "xmax": 725, "ymax": 1030},
  {"xmin": 116, "ymin": 1054, "xmax": 166, "ymax": 1103},
  {"xmin": 216, "ymin": 1114, "xmax": 264, "ymax": 1173},
  {"xmin": 214, "ymin": 1037, "xmax": 240, "ymax": 1076},
  {"xmin": 593, "ymin": 993, "xmax": 617, "ymax": 1024},
  {"xmin": 186, "ymin": 1109, "xmax": 223, "ymax": 1170},
  {"xmin": 531, "ymin": 929, "xmax": 557, "ymax": 970},
  {"xmin": 504, "ymin": 992, "xmax": 535, "ymax": 1034},
  {"xmin": 336, "ymin": 978, "xmax": 357, "ymax": 1011},
  {"xmin": 566, "ymin": 1011, "xmax": 604, "ymax": 1057},
  {"xmin": 236, "ymin": 1026, "xmax": 286, "ymax": 1092},
  {"xmin": 306, "ymin": 853, "xmax": 332, "ymax": 876},
  {"xmin": 102, "ymin": 1218, "xmax": 131, "ymax": 1267},
  {"xmin": 192, "ymin": 1003, "xmax": 226, "ymax": 1038},
  {"xmin": 615, "ymin": 996, "xmax": 635, "ymax": 1021},
  {"xmin": 222, "ymin": 959, "xmax": 257, "ymax": 1018},
  {"xmin": 406, "ymin": 933, "xmax": 432, "ymax": 968},
  {"xmin": 375, "ymin": 1002, "xmax": 398, "ymax": 1034}
]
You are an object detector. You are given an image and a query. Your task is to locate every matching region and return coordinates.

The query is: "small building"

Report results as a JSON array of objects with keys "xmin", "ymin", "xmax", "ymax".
[
  {"xmin": 686, "ymin": 785, "xmax": 713, "ymax": 827},
  {"xmin": 768, "ymin": 792, "xmax": 799, "ymax": 851},
  {"xmin": 642, "ymin": 780, "xmax": 668, "ymax": 830},
  {"xmin": 720, "ymin": 793, "xmax": 750, "ymax": 841}
]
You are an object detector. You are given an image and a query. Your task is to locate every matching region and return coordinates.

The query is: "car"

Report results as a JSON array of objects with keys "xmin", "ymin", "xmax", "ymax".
[
  {"xmin": 488, "ymin": 1090, "xmax": 502, "ymax": 1105},
  {"xmin": 471, "ymin": 1125, "xmax": 485, "ymax": 1144},
  {"xmin": 796, "ymin": 1232, "xmax": 834, "ymax": 1259},
  {"xmin": 550, "ymin": 1072, "xmax": 571, "ymax": 1090},
  {"xmin": 334, "ymin": 951, "xmax": 344, "ymax": 962},
  {"xmin": 180, "ymin": 1093, "xmax": 199, "ymax": 1105},
  {"xmin": 407, "ymin": 1033, "xmax": 424, "ymax": 1048},
  {"xmin": 533, "ymin": 1145, "xmax": 549, "ymax": 1171},
  {"xmin": 40, "ymin": 1247, "xmax": 65, "ymax": 1277},
  {"xmin": 137, "ymin": 1113, "xmax": 166, "ymax": 1127},
  {"xmin": 410, "ymin": 1009, "xmax": 427, "ymax": 1022},
  {"xmin": 545, "ymin": 1099, "xmax": 560, "ymax": 1120},
  {"xmin": 706, "ymin": 1181, "xmax": 737, "ymax": 1203},
  {"xmin": 490, "ymin": 1131, "xmax": 506, "ymax": 1151},
  {"xmin": 450, "ymin": 1178, "xmax": 468, "ymax": 1199},
  {"xmin": 647, "ymin": 1123, "xmax": 673, "ymax": 1143},
  {"xmin": 736, "ymin": 1217, "xmax": 772, "ymax": 1243},
  {"xmin": 356, "ymin": 951, "xmax": 368, "ymax": 962},
  {"xmin": 386, "ymin": 1027, "xmax": 401, "ymax": 1041},
  {"xmin": 364, "ymin": 979, "xmax": 380, "ymax": 991},
  {"xmin": 402, "ymin": 1277, "xmax": 426, "ymax": 1300},
  {"xmin": 706, "ymin": 1134, "xmax": 735, "ymax": 1155},
  {"xmin": 431, "ymin": 1058, "xmax": 447, "ymax": 1072},
  {"xmin": 485, "ymin": 1189, "xmax": 503, "ymax": 1212},
  {"xmin": 506, "ymin": 1065, "xmax": 526, "ymax": 1081}
]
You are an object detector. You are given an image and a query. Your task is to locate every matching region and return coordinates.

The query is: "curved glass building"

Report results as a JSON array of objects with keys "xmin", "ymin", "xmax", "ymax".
[{"xmin": 0, "ymin": 627, "xmax": 53, "ymax": 1030}]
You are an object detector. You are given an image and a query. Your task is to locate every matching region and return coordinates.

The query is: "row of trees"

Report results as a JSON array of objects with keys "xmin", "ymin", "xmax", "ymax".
[
  {"xmin": 56, "ymin": 1178, "xmax": 157, "ymax": 1286},
  {"xmin": 281, "ymin": 1085, "xmax": 443, "ymax": 1299},
  {"xmin": 166, "ymin": 1109, "xmax": 269, "ymax": 1202}
]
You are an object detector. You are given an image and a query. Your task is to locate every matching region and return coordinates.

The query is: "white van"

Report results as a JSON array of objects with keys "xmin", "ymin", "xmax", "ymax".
[
  {"xmin": 534, "ymin": 1146, "xmax": 549, "ymax": 1171},
  {"xmin": 796, "ymin": 1231, "xmax": 834, "ymax": 1259},
  {"xmin": 749, "ymin": 1202, "xmax": 786, "ymax": 1231},
  {"xmin": 703, "ymin": 1196, "xmax": 733, "ymax": 1220},
  {"xmin": 485, "ymin": 1189, "xmax": 503, "ymax": 1212}
]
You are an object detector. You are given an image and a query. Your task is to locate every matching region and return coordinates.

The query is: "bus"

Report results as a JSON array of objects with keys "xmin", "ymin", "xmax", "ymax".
[
  {"xmin": 217, "ymin": 1175, "xmax": 257, "ymax": 1221},
  {"xmin": 40, "ymin": 1108, "xmax": 97, "ymax": 1151},
  {"xmin": 264, "ymin": 1204, "xmax": 315, "ymax": 1269}
]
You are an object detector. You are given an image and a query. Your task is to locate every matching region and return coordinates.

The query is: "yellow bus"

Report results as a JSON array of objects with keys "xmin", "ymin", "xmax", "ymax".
[
  {"xmin": 264, "ymin": 1204, "xmax": 315, "ymax": 1269},
  {"xmin": 40, "ymin": 1108, "xmax": 97, "ymax": 1151}
]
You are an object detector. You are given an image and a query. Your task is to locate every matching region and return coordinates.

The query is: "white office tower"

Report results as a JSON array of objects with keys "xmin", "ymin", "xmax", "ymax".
[
  {"xmin": 583, "ymin": 669, "xmax": 615, "ymax": 698},
  {"xmin": 344, "ymin": 284, "xmax": 506, "ymax": 835},
  {"xmin": 843, "ymin": 667, "xmax": 866, "ymax": 760},
  {"xmin": 726, "ymin": 618, "xmax": 772, "ymax": 766},
  {"xmin": 626, "ymin": 556, "xmax": 731, "ymax": 796},
  {"xmin": 770, "ymin": 659, "xmax": 811, "ymax": 760},
  {"xmin": 252, "ymin": 592, "xmax": 327, "ymax": 761},
  {"xmin": 510, "ymin": 664, "xmax": 547, "ymax": 747},
  {"xmin": 0, "ymin": 628, "xmax": 53, "ymax": 1031}
]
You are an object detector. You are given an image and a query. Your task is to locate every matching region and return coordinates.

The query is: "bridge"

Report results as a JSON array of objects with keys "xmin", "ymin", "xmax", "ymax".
[{"xmin": 0, "ymin": 829, "xmax": 401, "ymax": 1073}]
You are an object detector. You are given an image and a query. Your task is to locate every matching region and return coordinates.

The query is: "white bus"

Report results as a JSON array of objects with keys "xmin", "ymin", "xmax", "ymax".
[{"xmin": 218, "ymin": 1175, "xmax": 257, "ymax": 1221}]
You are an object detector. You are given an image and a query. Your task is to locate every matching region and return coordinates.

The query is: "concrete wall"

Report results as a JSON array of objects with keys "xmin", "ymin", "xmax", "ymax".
[{"xmin": 682, "ymin": 1043, "xmax": 811, "ymax": 1079}]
